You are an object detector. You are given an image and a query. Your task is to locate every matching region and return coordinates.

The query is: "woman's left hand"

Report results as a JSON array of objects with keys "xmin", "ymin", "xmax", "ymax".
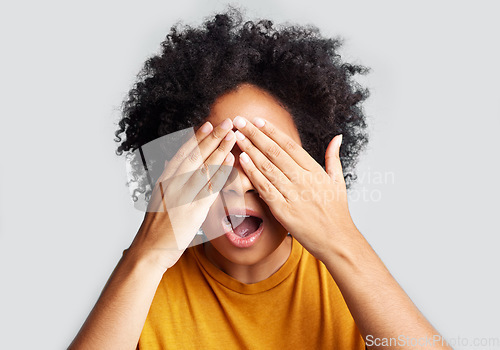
[{"xmin": 232, "ymin": 115, "xmax": 358, "ymax": 262}]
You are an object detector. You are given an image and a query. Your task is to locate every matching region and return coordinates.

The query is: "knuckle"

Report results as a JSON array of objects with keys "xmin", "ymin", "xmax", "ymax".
[
  {"xmin": 284, "ymin": 140, "xmax": 297, "ymax": 153},
  {"xmin": 199, "ymin": 162, "xmax": 209, "ymax": 175},
  {"xmin": 217, "ymin": 143, "xmax": 226, "ymax": 153},
  {"xmin": 247, "ymin": 167, "xmax": 257, "ymax": 178},
  {"xmin": 242, "ymin": 142, "xmax": 253, "ymax": 153},
  {"xmin": 267, "ymin": 125, "xmax": 276, "ymax": 136},
  {"xmin": 247, "ymin": 127, "xmax": 257, "ymax": 139},
  {"xmin": 211, "ymin": 129, "xmax": 224, "ymax": 141},
  {"xmin": 174, "ymin": 150, "xmax": 186, "ymax": 162},
  {"xmin": 267, "ymin": 144, "xmax": 281, "ymax": 158},
  {"xmin": 260, "ymin": 181, "xmax": 274, "ymax": 195},
  {"xmin": 262, "ymin": 160, "xmax": 274, "ymax": 173},
  {"xmin": 290, "ymin": 171, "xmax": 301, "ymax": 183},
  {"xmin": 206, "ymin": 179, "xmax": 214, "ymax": 193},
  {"xmin": 188, "ymin": 151, "xmax": 200, "ymax": 163}
]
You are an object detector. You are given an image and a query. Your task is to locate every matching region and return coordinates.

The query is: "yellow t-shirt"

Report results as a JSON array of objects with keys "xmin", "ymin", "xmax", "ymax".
[{"xmin": 138, "ymin": 237, "xmax": 365, "ymax": 349}]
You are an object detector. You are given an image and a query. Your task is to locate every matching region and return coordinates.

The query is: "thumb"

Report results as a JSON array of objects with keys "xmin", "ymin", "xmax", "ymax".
[{"xmin": 325, "ymin": 134, "xmax": 343, "ymax": 181}]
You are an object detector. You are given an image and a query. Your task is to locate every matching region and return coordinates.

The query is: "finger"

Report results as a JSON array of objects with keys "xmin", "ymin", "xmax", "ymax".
[
  {"xmin": 324, "ymin": 134, "xmax": 345, "ymax": 183},
  {"xmin": 238, "ymin": 151, "xmax": 286, "ymax": 204},
  {"xmin": 183, "ymin": 130, "xmax": 237, "ymax": 202},
  {"xmin": 234, "ymin": 130, "xmax": 293, "ymax": 197},
  {"xmin": 158, "ymin": 121, "xmax": 214, "ymax": 184},
  {"xmin": 170, "ymin": 118, "xmax": 233, "ymax": 188},
  {"xmin": 194, "ymin": 152, "xmax": 235, "ymax": 205},
  {"xmin": 232, "ymin": 116, "xmax": 299, "ymax": 179},
  {"xmin": 233, "ymin": 116, "xmax": 320, "ymax": 172}
]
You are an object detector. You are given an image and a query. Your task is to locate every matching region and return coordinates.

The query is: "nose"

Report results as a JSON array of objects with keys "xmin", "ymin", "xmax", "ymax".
[{"xmin": 221, "ymin": 143, "xmax": 257, "ymax": 196}]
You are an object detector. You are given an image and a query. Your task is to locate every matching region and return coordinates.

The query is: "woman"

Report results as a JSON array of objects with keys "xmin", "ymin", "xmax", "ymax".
[{"xmin": 70, "ymin": 8, "xmax": 450, "ymax": 349}]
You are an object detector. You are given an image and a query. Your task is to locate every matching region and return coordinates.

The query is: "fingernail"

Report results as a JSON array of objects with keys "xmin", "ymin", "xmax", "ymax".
[
  {"xmin": 233, "ymin": 116, "xmax": 246, "ymax": 128},
  {"xmin": 235, "ymin": 130, "xmax": 246, "ymax": 141},
  {"xmin": 253, "ymin": 117, "xmax": 265, "ymax": 128},
  {"xmin": 224, "ymin": 152, "xmax": 234, "ymax": 164},
  {"xmin": 225, "ymin": 131, "xmax": 234, "ymax": 140},
  {"xmin": 200, "ymin": 121, "xmax": 212, "ymax": 133},
  {"xmin": 338, "ymin": 134, "xmax": 343, "ymax": 147},
  {"xmin": 240, "ymin": 152, "xmax": 250, "ymax": 163},
  {"xmin": 221, "ymin": 118, "xmax": 232, "ymax": 130}
]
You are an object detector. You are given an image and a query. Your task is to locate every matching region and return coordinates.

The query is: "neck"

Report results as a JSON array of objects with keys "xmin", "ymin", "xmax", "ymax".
[{"xmin": 203, "ymin": 235, "xmax": 293, "ymax": 284}]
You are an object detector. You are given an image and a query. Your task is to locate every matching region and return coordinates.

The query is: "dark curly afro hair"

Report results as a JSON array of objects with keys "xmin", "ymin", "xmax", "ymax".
[{"xmin": 115, "ymin": 7, "xmax": 369, "ymax": 202}]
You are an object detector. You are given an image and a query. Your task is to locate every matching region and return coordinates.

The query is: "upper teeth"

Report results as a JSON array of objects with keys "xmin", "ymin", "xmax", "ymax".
[{"xmin": 223, "ymin": 214, "xmax": 250, "ymax": 227}]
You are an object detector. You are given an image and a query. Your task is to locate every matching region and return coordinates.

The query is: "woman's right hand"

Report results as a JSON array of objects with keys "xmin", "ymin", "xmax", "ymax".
[{"xmin": 128, "ymin": 118, "xmax": 236, "ymax": 272}]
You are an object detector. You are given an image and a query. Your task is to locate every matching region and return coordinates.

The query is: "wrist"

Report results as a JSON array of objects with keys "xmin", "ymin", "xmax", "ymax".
[
  {"xmin": 125, "ymin": 241, "xmax": 177, "ymax": 277},
  {"xmin": 321, "ymin": 224, "xmax": 378, "ymax": 277},
  {"xmin": 127, "ymin": 218, "xmax": 186, "ymax": 274},
  {"xmin": 316, "ymin": 218, "xmax": 359, "ymax": 260}
]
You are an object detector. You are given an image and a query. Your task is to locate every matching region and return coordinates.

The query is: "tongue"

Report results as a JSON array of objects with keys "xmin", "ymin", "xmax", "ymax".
[{"xmin": 231, "ymin": 216, "xmax": 262, "ymax": 237}]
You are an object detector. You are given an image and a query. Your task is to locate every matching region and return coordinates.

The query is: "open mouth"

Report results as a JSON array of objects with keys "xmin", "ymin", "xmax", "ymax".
[
  {"xmin": 221, "ymin": 209, "xmax": 265, "ymax": 248},
  {"xmin": 223, "ymin": 214, "xmax": 263, "ymax": 237}
]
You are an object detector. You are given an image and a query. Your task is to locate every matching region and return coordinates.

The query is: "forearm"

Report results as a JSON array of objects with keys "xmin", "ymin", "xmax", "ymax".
[
  {"xmin": 69, "ymin": 247, "xmax": 166, "ymax": 350},
  {"xmin": 323, "ymin": 227, "xmax": 451, "ymax": 350}
]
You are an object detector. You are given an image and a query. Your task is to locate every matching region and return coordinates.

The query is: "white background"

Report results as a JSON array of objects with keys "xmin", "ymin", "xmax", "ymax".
[{"xmin": 1, "ymin": 0, "xmax": 499, "ymax": 348}]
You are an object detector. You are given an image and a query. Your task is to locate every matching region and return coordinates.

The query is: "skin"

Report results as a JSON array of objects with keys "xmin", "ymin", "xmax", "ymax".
[
  {"xmin": 70, "ymin": 83, "xmax": 452, "ymax": 350},
  {"xmin": 70, "ymin": 107, "xmax": 238, "ymax": 349},
  {"xmin": 208, "ymin": 83, "xmax": 354, "ymax": 267},
  {"xmin": 223, "ymin": 84, "xmax": 452, "ymax": 350},
  {"xmin": 201, "ymin": 83, "xmax": 299, "ymax": 284}
]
